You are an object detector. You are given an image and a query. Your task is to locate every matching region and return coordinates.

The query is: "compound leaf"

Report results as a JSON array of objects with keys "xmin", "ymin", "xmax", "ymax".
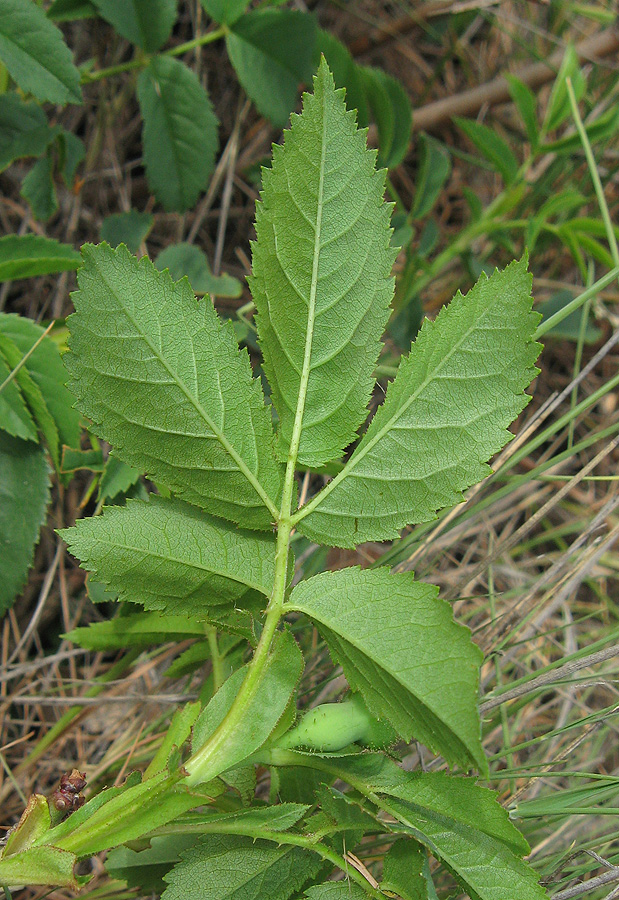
[
  {"xmin": 0, "ymin": 432, "xmax": 50, "ymax": 614},
  {"xmin": 65, "ymin": 243, "xmax": 283, "ymax": 529},
  {"xmin": 250, "ymin": 59, "xmax": 395, "ymax": 467},
  {"xmin": 296, "ymin": 257, "xmax": 540, "ymax": 547},
  {"xmin": 226, "ymin": 9, "xmax": 316, "ymax": 128},
  {"xmin": 288, "ymin": 567, "xmax": 486, "ymax": 774},
  {"xmin": 137, "ymin": 56, "xmax": 218, "ymax": 212},
  {"xmin": 92, "ymin": 0, "xmax": 177, "ymax": 52},
  {"xmin": 61, "ymin": 495, "xmax": 278, "ymax": 616},
  {"xmin": 0, "ymin": 0, "xmax": 82, "ymax": 104},
  {"xmin": 0, "ymin": 234, "xmax": 80, "ymax": 281},
  {"xmin": 163, "ymin": 834, "xmax": 321, "ymax": 900}
]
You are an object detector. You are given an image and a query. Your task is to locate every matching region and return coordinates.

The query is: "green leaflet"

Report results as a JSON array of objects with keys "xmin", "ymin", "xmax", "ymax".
[
  {"xmin": 92, "ymin": 0, "xmax": 177, "ymax": 52},
  {"xmin": 156, "ymin": 243, "xmax": 242, "ymax": 298},
  {"xmin": 296, "ymin": 257, "xmax": 541, "ymax": 547},
  {"xmin": 0, "ymin": 93, "xmax": 58, "ymax": 173},
  {"xmin": 188, "ymin": 629, "xmax": 303, "ymax": 784},
  {"xmin": 100, "ymin": 210, "xmax": 154, "ymax": 253},
  {"xmin": 0, "ymin": 312, "xmax": 82, "ymax": 452},
  {"xmin": 226, "ymin": 10, "xmax": 317, "ymax": 129},
  {"xmin": 0, "ymin": 234, "xmax": 81, "ymax": 281},
  {"xmin": 0, "ymin": 350, "xmax": 37, "ymax": 441},
  {"xmin": 302, "ymin": 755, "xmax": 544, "ymax": 900},
  {"xmin": 382, "ymin": 838, "xmax": 427, "ymax": 900},
  {"xmin": 21, "ymin": 154, "xmax": 58, "ymax": 221},
  {"xmin": 163, "ymin": 834, "xmax": 321, "ymax": 900},
  {"xmin": 60, "ymin": 495, "xmax": 278, "ymax": 615},
  {"xmin": 0, "ymin": 0, "xmax": 82, "ymax": 105},
  {"xmin": 288, "ymin": 568, "xmax": 486, "ymax": 774},
  {"xmin": 200, "ymin": 0, "xmax": 250, "ymax": 25},
  {"xmin": 0, "ymin": 432, "xmax": 50, "ymax": 615},
  {"xmin": 137, "ymin": 56, "xmax": 219, "ymax": 212},
  {"xmin": 65, "ymin": 610, "xmax": 218, "ymax": 651},
  {"xmin": 65, "ymin": 243, "xmax": 283, "ymax": 529},
  {"xmin": 0, "ymin": 331, "xmax": 60, "ymax": 466},
  {"xmin": 250, "ymin": 59, "xmax": 395, "ymax": 467}
]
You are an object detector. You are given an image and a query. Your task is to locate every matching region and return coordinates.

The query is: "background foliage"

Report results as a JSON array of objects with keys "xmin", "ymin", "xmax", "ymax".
[{"xmin": 1, "ymin": 1, "xmax": 619, "ymax": 899}]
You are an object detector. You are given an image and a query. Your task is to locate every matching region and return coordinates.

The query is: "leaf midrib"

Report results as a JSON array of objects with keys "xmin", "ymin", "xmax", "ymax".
[
  {"xmin": 94, "ymin": 262, "xmax": 278, "ymax": 519},
  {"xmin": 283, "ymin": 81, "xmax": 328, "ymax": 468},
  {"xmin": 294, "ymin": 289, "xmax": 508, "ymax": 523}
]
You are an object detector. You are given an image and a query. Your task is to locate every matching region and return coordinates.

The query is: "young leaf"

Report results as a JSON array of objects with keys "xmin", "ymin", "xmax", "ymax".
[
  {"xmin": 100, "ymin": 209, "xmax": 154, "ymax": 253},
  {"xmin": 296, "ymin": 257, "xmax": 541, "ymax": 547},
  {"xmin": 0, "ymin": 0, "xmax": 82, "ymax": 104},
  {"xmin": 21, "ymin": 154, "xmax": 58, "ymax": 222},
  {"xmin": 162, "ymin": 834, "xmax": 321, "ymax": 900},
  {"xmin": 382, "ymin": 838, "xmax": 427, "ymax": 900},
  {"xmin": 97, "ymin": 453, "xmax": 141, "ymax": 503},
  {"xmin": 359, "ymin": 65, "xmax": 412, "ymax": 168},
  {"xmin": 92, "ymin": 0, "xmax": 177, "ymax": 52},
  {"xmin": 455, "ymin": 117, "xmax": 519, "ymax": 185},
  {"xmin": 0, "ymin": 432, "xmax": 50, "ymax": 614},
  {"xmin": 0, "ymin": 352, "xmax": 38, "ymax": 441},
  {"xmin": 0, "ymin": 93, "xmax": 58, "ymax": 172},
  {"xmin": 156, "ymin": 243, "xmax": 242, "ymax": 298},
  {"xmin": 288, "ymin": 567, "xmax": 486, "ymax": 774},
  {"xmin": 505, "ymin": 74, "xmax": 539, "ymax": 149},
  {"xmin": 137, "ymin": 57, "xmax": 219, "ymax": 212},
  {"xmin": 0, "ymin": 234, "xmax": 80, "ymax": 281},
  {"xmin": 543, "ymin": 43, "xmax": 585, "ymax": 133},
  {"xmin": 200, "ymin": 0, "xmax": 250, "ymax": 25},
  {"xmin": 60, "ymin": 495, "xmax": 278, "ymax": 616},
  {"xmin": 48, "ymin": 0, "xmax": 97, "ymax": 22},
  {"xmin": 250, "ymin": 59, "xmax": 395, "ymax": 467},
  {"xmin": 0, "ymin": 331, "xmax": 61, "ymax": 467},
  {"xmin": 189, "ymin": 630, "xmax": 303, "ymax": 783},
  {"xmin": 317, "ymin": 30, "xmax": 369, "ymax": 127},
  {"xmin": 411, "ymin": 135, "xmax": 451, "ymax": 221},
  {"xmin": 226, "ymin": 9, "xmax": 317, "ymax": 128},
  {"xmin": 65, "ymin": 243, "xmax": 283, "ymax": 529},
  {"xmin": 0, "ymin": 313, "xmax": 81, "ymax": 451},
  {"xmin": 64, "ymin": 610, "xmax": 213, "ymax": 650}
]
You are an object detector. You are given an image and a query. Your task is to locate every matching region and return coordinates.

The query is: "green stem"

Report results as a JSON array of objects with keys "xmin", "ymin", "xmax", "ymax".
[
  {"xmin": 81, "ymin": 28, "xmax": 226, "ymax": 84},
  {"xmin": 206, "ymin": 626, "xmax": 224, "ymax": 692}
]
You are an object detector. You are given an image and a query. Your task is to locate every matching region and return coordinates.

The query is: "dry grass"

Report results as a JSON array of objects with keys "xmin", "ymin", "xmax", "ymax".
[{"xmin": 1, "ymin": 2, "xmax": 619, "ymax": 897}]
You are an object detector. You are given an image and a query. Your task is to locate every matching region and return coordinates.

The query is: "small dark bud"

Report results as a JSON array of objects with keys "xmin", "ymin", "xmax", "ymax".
[{"xmin": 50, "ymin": 769, "xmax": 87, "ymax": 819}]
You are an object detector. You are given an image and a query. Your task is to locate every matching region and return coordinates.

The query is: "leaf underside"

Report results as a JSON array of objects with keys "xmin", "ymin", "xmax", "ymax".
[
  {"xmin": 60, "ymin": 495, "xmax": 278, "ymax": 616},
  {"xmin": 163, "ymin": 834, "xmax": 321, "ymax": 900},
  {"xmin": 297, "ymin": 257, "xmax": 541, "ymax": 547},
  {"xmin": 288, "ymin": 567, "xmax": 487, "ymax": 774},
  {"xmin": 65, "ymin": 243, "xmax": 283, "ymax": 529},
  {"xmin": 0, "ymin": 432, "xmax": 50, "ymax": 614},
  {"xmin": 250, "ymin": 59, "xmax": 395, "ymax": 467}
]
